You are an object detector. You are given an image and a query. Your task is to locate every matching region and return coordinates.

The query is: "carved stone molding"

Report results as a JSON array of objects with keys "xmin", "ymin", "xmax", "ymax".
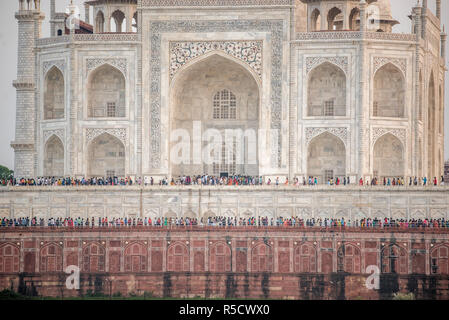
[
  {"xmin": 43, "ymin": 60, "xmax": 66, "ymax": 75},
  {"xmin": 86, "ymin": 58, "xmax": 127, "ymax": 77},
  {"xmin": 170, "ymin": 40, "xmax": 262, "ymax": 81},
  {"xmin": 43, "ymin": 129, "xmax": 65, "ymax": 144},
  {"xmin": 305, "ymin": 127, "xmax": 348, "ymax": 146},
  {"xmin": 305, "ymin": 56, "xmax": 348, "ymax": 74},
  {"xmin": 373, "ymin": 57, "xmax": 407, "ymax": 76},
  {"xmin": 149, "ymin": 19, "xmax": 284, "ymax": 169},
  {"xmin": 371, "ymin": 127, "xmax": 406, "ymax": 147},
  {"xmin": 86, "ymin": 128, "xmax": 127, "ymax": 146}
]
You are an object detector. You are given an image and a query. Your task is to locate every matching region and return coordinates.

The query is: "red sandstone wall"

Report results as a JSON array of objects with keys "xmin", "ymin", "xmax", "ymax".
[{"xmin": 1, "ymin": 228, "xmax": 449, "ymax": 299}]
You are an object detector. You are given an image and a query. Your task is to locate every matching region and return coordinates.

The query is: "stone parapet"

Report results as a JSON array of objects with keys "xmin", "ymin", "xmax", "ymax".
[{"xmin": 0, "ymin": 187, "xmax": 448, "ymax": 220}]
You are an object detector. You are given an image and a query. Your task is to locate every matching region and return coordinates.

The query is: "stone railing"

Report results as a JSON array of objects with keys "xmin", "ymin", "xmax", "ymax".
[
  {"xmin": 1, "ymin": 185, "xmax": 449, "ymax": 192},
  {"xmin": 36, "ymin": 35, "xmax": 70, "ymax": 47},
  {"xmin": 140, "ymin": 0, "xmax": 294, "ymax": 7},
  {"xmin": 295, "ymin": 31, "xmax": 417, "ymax": 43},
  {"xmin": 73, "ymin": 33, "xmax": 139, "ymax": 42},
  {"xmin": 36, "ymin": 34, "xmax": 139, "ymax": 47}
]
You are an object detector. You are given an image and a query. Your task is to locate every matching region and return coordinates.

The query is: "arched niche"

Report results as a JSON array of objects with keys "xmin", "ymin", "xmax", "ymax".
[
  {"xmin": 44, "ymin": 66, "xmax": 64, "ymax": 120},
  {"xmin": 349, "ymin": 7, "xmax": 360, "ymax": 31},
  {"xmin": 111, "ymin": 10, "xmax": 126, "ymax": 33},
  {"xmin": 87, "ymin": 64, "xmax": 125, "ymax": 118},
  {"xmin": 373, "ymin": 133, "xmax": 404, "ymax": 178},
  {"xmin": 95, "ymin": 11, "xmax": 104, "ymax": 33},
  {"xmin": 308, "ymin": 62, "xmax": 346, "ymax": 117},
  {"xmin": 88, "ymin": 133, "xmax": 125, "ymax": 177},
  {"xmin": 373, "ymin": 63, "xmax": 405, "ymax": 118},
  {"xmin": 310, "ymin": 8, "xmax": 321, "ymax": 31},
  {"xmin": 170, "ymin": 53, "xmax": 260, "ymax": 177},
  {"xmin": 44, "ymin": 135, "xmax": 64, "ymax": 177},
  {"xmin": 307, "ymin": 132, "xmax": 346, "ymax": 183},
  {"xmin": 327, "ymin": 7, "xmax": 342, "ymax": 30}
]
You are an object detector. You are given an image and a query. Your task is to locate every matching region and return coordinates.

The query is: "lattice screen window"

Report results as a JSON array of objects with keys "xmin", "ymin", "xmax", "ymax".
[
  {"xmin": 373, "ymin": 101, "xmax": 378, "ymax": 117},
  {"xmin": 106, "ymin": 170, "xmax": 115, "ymax": 177},
  {"xmin": 324, "ymin": 100, "xmax": 334, "ymax": 116},
  {"xmin": 107, "ymin": 102, "xmax": 116, "ymax": 117},
  {"xmin": 373, "ymin": 170, "xmax": 379, "ymax": 177},
  {"xmin": 324, "ymin": 170, "xmax": 334, "ymax": 182},
  {"xmin": 213, "ymin": 89, "xmax": 236, "ymax": 119}
]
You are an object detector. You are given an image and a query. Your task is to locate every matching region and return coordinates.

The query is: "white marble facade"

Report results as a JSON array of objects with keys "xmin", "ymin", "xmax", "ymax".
[{"xmin": 12, "ymin": 0, "xmax": 447, "ymax": 183}]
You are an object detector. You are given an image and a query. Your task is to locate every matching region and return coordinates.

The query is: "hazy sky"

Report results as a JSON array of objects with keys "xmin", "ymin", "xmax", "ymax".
[{"xmin": 0, "ymin": 0, "xmax": 447, "ymax": 170}]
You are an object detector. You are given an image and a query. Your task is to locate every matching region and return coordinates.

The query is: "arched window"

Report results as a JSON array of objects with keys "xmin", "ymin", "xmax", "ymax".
[
  {"xmin": 111, "ymin": 10, "xmax": 125, "ymax": 33},
  {"xmin": 44, "ymin": 66, "xmax": 64, "ymax": 120},
  {"xmin": 82, "ymin": 243, "xmax": 105, "ymax": 272},
  {"xmin": 373, "ymin": 63, "xmax": 405, "ymax": 118},
  {"xmin": 88, "ymin": 64, "xmax": 125, "ymax": 118},
  {"xmin": 310, "ymin": 8, "xmax": 321, "ymax": 31},
  {"xmin": 213, "ymin": 89, "xmax": 236, "ymax": 120},
  {"xmin": 95, "ymin": 11, "xmax": 104, "ymax": 33},
  {"xmin": 349, "ymin": 8, "xmax": 360, "ymax": 31},
  {"xmin": 327, "ymin": 7, "xmax": 342, "ymax": 30},
  {"xmin": 57, "ymin": 29, "xmax": 63, "ymax": 36}
]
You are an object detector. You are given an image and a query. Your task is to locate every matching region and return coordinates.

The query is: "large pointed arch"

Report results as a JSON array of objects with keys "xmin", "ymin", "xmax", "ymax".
[
  {"xmin": 44, "ymin": 135, "xmax": 64, "ymax": 177},
  {"xmin": 87, "ymin": 132, "xmax": 125, "ymax": 177},
  {"xmin": 169, "ymin": 53, "xmax": 260, "ymax": 177},
  {"xmin": 307, "ymin": 131, "xmax": 346, "ymax": 184}
]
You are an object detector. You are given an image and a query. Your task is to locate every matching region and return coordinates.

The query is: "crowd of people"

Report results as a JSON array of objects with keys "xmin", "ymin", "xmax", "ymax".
[
  {"xmin": 0, "ymin": 175, "xmax": 447, "ymax": 187},
  {"xmin": 2, "ymin": 216, "xmax": 449, "ymax": 230}
]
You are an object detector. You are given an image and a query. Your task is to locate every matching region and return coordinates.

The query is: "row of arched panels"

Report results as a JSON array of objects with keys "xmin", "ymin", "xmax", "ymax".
[
  {"xmin": 44, "ymin": 132, "xmax": 125, "ymax": 177},
  {"xmin": 95, "ymin": 9, "xmax": 138, "ymax": 33},
  {"xmin": 42, "ymin": 129, "xmax": 404, "ymax": 179},
  {"xmin": 43, "ymin": 60, "xmax": 406, "ymax": 121},
  {"xmin": 44, "ymin": 64, "xmax": 126, "ymax": 121},
  {"xmin": 43, "ymin": 57, "xmax": 437, "ymax": 122},
  {"xmin": 1, "ymin": 241, "xmax": 448, "ymax": 275}
]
